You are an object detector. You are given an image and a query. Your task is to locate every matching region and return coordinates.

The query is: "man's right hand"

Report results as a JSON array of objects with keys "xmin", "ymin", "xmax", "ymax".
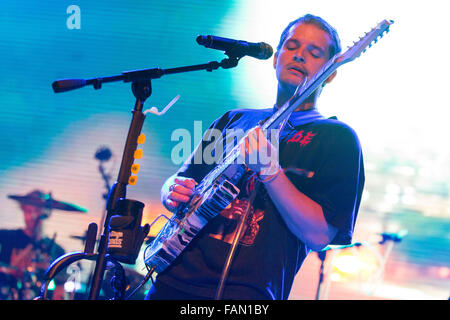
[{"xmin": 162, "ymin": 175, "xmax": 197, "ymax": 212}]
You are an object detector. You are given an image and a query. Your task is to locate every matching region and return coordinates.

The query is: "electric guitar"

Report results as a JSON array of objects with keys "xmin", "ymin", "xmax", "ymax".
[{"xmin": 144, "ymin": 19, "xmax": 394, "ymax": 273}]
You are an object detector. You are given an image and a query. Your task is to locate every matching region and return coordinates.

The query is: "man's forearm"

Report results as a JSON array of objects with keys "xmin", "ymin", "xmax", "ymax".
[{"xmin": 262, "ymin": 170, "xmax": 337, "ymax": 251}]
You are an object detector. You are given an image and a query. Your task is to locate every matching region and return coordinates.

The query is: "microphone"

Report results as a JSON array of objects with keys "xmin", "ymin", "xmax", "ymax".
[
  {"xmin": 379, "ymin": 230, "xmax": 408, "ymax": 244},
  {"xmin": 196, "ymin": 35, "xmax": 273, "ymax": 60}
]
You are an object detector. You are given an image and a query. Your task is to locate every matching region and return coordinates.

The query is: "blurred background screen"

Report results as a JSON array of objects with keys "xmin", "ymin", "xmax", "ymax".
[{"xmin": 0, "ymin": 0, "xmax": 448, "ymax": 300}]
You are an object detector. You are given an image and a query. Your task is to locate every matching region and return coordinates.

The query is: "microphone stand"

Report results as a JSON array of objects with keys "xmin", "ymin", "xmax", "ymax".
[
  {"xmin": 315, "ymin": 250, "xmax": 327, "ymax": 300},
  {"xmin": 41, "ymin": 55, "xmax": 243, "ymax": 300},
  {"xmin": 315, "ymin": 242, "xmax": 362, "ymax": 300},
  {"xmin": 87, "ymin": 79, "xmax": 150, "ymax": 300},
  {"xmin": 52, "ymin": 57, "xmax": 241, "ymax": 93}
]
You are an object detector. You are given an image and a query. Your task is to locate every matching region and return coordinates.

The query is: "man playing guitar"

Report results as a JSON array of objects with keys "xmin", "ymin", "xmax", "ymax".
[{"xmin": 146, "ymin": 14, "xmax": 365, "ymax": 300}]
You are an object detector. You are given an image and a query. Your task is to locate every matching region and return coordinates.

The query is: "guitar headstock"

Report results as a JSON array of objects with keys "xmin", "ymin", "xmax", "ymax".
[{"xmin": 336, "ymin": 19, "xmax": 394, "ymax": 65}]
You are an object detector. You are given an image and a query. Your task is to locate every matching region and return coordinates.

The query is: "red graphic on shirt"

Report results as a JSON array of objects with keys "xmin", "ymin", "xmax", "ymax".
[{"xmin": 286, "ymin": 130, "xmax": 316, "ymax": 146}]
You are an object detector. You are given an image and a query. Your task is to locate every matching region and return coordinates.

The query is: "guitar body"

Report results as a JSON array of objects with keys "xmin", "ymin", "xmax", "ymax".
[{"xmin": 145, "ymin": 164, "xmax": 246, "ymax": 273}]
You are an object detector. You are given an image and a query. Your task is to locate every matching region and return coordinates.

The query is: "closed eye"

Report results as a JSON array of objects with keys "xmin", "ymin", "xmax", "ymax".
[
  {"xmin": 285, "ymin": 39, "xmax": 300, "ymax": 50},
  {"xmin": 308, "ymin": 45, "xmax": 324, "ymax": 58}
]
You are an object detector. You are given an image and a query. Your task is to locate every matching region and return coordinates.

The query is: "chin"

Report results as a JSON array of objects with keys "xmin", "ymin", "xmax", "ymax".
[{"xmin": 279, "ymin": 81, "xmax": 300, "ymax": 95}]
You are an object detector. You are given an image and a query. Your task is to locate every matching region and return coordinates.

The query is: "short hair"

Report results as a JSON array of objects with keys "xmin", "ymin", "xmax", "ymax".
[{"xmin": 276, "ymin": 14, "xmax": 341, "ymax": 59}]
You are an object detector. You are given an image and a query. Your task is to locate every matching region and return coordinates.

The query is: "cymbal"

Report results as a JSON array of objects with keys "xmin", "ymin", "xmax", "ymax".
[
  {"xmin": 8, "ymin": 190, "xmax": 88, "ymax": 213},
  {"xmin": 70, "ymin": 235, "xmax": 87, "ymax": 241},
  {"xmin": 70, "ymin": 234, "xmax": 98, "ymax": 242}
]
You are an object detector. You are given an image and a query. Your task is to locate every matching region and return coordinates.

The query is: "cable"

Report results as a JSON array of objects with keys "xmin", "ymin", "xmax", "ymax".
[
  {"xmin": 215, "ymin": 176, "xmax": 258, "ymax": 300},
  {"xmin": 124, "ymin": 265, "xmax": 156, "ymax": 300}
]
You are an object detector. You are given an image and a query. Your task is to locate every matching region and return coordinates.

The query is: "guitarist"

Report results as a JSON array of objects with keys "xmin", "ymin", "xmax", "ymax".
[{"xmin": 147, "ymin": 14, "xmax": 365, "ymax": 300}]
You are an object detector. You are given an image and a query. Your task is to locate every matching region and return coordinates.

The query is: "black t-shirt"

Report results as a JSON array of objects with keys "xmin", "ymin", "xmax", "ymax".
[
  {"xmin": 0, "ymin": 229, "xmax": 34, "ymax": 264},
  {"xmin": 0, "ymin": 229, "xmax": 65, "ymax": 265},
  {"xmin": 156, "ymin": 107, "xmax": 365, "ymax": 299}
]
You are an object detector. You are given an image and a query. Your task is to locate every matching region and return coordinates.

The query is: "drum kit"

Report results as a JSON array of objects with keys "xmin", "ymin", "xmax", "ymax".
[
  {"xmin": 0, "ymin": 188, "xmax": 151, "ymax": 300},
  {"xmin": 0, "ymin": 190, "xmax": 86, "ymax": 300}
]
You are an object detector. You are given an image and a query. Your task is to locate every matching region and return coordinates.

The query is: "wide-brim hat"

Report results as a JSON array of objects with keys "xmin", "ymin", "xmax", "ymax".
[{"xmin": 7, "ymin": 190, "xmax": 88, "ymax": 213}]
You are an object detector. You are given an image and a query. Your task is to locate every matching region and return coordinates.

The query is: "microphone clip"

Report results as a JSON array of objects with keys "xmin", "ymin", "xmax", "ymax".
[
  {"xmin": 220, "ymin": 56, "xmax": 241, "ymax": 69},
  {"xmin": 223, "ymin": 42, "xmax": 248, "ymax": 60}
]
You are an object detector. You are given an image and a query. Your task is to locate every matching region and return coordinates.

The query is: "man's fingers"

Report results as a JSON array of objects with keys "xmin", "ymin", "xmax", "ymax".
[
  {"xmin": 247, "ymin": 131, "xmax": 259, "ymax": 152},
  {"xmin": 168, "ymin": 191, "xmax": 191, "ymax": 203},
  {"xmin": 171, "ymin": 183, "xmax": 194, "ymax": 196},
  {"xmin": 240, "ymin": 142, "xmax": 246, "ymax": 157},
  {"xmin": 174, "ymin": 177, "xmax": 197, "ymax": 190},
  {"xmin": 165, "ymin": 199, "xmax": 180, "ymax": 209}
]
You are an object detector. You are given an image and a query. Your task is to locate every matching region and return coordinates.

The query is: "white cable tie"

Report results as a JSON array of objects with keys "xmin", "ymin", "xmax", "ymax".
[{"xmin": 144, "ymin": 94, "xmax": 180, "ymax": 116}]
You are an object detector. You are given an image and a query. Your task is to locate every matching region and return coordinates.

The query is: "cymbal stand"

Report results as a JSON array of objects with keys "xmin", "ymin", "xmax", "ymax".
[
  {"xmin": 364, "ymin": 231, "xmax": 407, "ymax": 297},
  {"xmin": 94, "ymin": 146, "xmax": 113, "ymax": 228}
]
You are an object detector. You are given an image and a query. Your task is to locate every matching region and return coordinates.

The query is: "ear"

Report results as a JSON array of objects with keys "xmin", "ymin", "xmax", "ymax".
[{"xmin": 273, "ymin": 52, "xmax": 278, "ymax": 69}]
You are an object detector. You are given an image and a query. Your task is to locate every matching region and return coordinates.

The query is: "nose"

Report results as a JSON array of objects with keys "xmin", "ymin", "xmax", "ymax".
[
  {"xmin": 293, "ymin": 53, "xmax": 305, "ymax": 63},
  {"xmin": 293, "ymin": 45, "xmax": 307, "ymax": 63}
]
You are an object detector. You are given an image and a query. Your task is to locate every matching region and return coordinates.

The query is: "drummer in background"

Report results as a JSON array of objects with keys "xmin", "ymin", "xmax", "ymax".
[{"xmin": 0, "ymin": 190, "xmax": 66, "ymax": 299}]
